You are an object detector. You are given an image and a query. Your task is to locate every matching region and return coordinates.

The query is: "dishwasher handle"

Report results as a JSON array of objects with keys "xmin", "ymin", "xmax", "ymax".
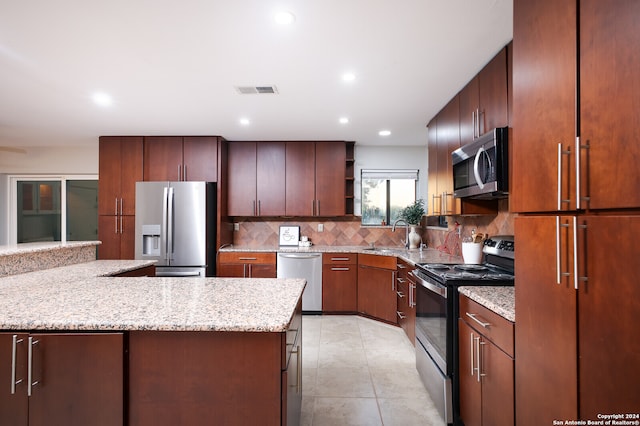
[{"xmin": 278, "ymin": 253, "xmax": 321, "ymax": 259}]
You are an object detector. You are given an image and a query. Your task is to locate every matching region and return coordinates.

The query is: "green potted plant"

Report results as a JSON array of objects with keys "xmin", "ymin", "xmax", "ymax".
[{"xmin": 399, "ymin": 199, "xmax": 425, "ymax": 249}]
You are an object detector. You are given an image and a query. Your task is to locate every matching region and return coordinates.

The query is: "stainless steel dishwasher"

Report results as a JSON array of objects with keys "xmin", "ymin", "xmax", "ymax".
[{"xmin": 277, "ymin": 252, "xmax": 322, "ymax": 312}]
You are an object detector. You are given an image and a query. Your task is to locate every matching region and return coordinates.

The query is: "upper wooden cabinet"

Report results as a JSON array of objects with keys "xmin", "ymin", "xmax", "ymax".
[
  {"xmin": 285, "ymin": 141, "xmax": 346, "ymax": 217},
  {"xmin": 227, "ymin": 142, "xmax": 286, "ymax": 216},
  {"xmin": 437, "ymin": 96, "xmax": 461, "ymax": 216},
  {"xmin": 143, "ymin": 136, "xmax": 218, "ymax": 182},
  {"xmin": 227, "ymin": 141, "xmax": 348, "ymax": 217},
  {"xmin": 99, "ymin": 136, "xmax": 143, "ymax": 216},
  {"xmin": 459, "ymin": 48, "xmax": 509, "ymax": 147}
]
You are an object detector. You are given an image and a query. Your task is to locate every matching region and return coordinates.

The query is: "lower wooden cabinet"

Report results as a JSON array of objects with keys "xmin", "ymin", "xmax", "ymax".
[
  {"xmin": 111, "ymin": 264, "xmax": 156, "ymax": 277},
  {"xmin": 0, "ymin": 332, "xmax": 123, "ymax": 426},
  {"xmin": 357, "ymin": 254, "xmax": 397, "ymax": 324},
  {"xmin": 98, "ymin": 215, "xmax": 136, "ymax": 259},
  {"xmin": 128, "ymin": 301, "xmax": 302, "ymax": 426},
  {"xmin": 396, "ymin": 259, "xmax": 416, "ymax": 345},
  {"xmin": 322, "ymin": 253, "xmax": 358, "ymax": 312},
  {"xmin": 458, "ymin": 294, "xmax": 514, "ymax": 426},
  {"xmin": 217, "ymin": 252, "xmax": 277, "ymax": 278}
]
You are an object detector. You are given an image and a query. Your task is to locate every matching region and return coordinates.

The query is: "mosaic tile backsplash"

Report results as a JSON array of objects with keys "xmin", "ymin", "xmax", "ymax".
[{"xmin": 233, "ymin": 200, "xmax": 514, "ymax": 255}]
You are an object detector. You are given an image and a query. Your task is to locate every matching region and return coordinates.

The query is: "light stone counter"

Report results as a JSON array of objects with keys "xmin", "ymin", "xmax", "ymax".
[
  {"xmin": 0, "ymin": 261, "xmax": 305, "ymax": 332},
  {"xmin": 458, "ymin": 286, "xmax": 515, "ymax": 322},
  {"xmin": 0, "ymin": 241, "xmax": 100, "ymax": 276},
  {"xmin": 220, "ymin": 245, "xmax": 463, "ymax": 266}
]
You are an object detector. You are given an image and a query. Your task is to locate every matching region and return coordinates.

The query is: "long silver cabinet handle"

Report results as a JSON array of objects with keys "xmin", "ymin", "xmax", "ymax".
[
  {"xmin": 11, "ymin": 335, "xmax": 23, "ymax": 394},
  {"xmin": 120, "ymin": 198, "xmax": 123, "ymax": 216},
  {"xmin": 114, "ymin": 198, "xmax": 118, "ymax": 216},
  {"xmin": 466, "ymin": 312, "xmax": 490, "ymax": 328},
  {"xmin": 27, "ymin": 337, "xmax": 39, "ymax": 396},
  {"xmin": 556, "ymin": 217, "xmax": 571, "ymax": 284},
  {"xmin": 470, "ymin": 332, "xmax": 475, "ymax": 376},
  {"xmin": 572, "ymin": 217, "xmax": 589, "ymax": 290}
]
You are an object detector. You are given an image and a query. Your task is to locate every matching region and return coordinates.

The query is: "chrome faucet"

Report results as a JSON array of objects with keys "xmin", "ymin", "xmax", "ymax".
[{"xmin": 392, "ymin": 218, "xmax": 410, "ymax": 249}]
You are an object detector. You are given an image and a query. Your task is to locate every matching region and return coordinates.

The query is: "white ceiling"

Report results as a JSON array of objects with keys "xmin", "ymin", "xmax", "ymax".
[{"xmin": 0, "ymin": 0, "xmax": 513, "ymax": 150}]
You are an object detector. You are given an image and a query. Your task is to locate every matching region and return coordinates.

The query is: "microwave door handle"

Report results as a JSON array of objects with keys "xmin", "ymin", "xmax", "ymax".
[{"xmin": 473, "ymin": 146, "xmax": 486, "ymax": 190}]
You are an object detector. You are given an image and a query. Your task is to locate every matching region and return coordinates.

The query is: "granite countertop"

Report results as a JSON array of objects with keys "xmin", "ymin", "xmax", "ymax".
[
  {"xmin": 458, "ymin": 286, "xmax": 515, "ymax": 322},
  {"xmin": 221, "ymin": 245, "xmax": 463, "ymax": 266},
  {"xmin": 0, "ymin": 241, "xmax": 101, "ymax": 256},
  {"xmin": 0, "ymin": 261, "xmax": 305, "ymax": 333}
]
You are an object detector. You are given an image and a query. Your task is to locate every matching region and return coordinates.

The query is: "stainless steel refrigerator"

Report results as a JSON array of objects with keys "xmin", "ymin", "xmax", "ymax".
[{"xmin": 135, "ymin": 181, "xmax": 216, "ymax": 277}]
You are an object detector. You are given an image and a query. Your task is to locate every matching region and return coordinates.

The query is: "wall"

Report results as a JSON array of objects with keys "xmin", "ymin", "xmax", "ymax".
[
  {"xmin": 0, "ymin": 146, "xmax": 98, "ymax": 174},
  {"xmin": 0, "ymin": 174, "xmax": 7, "ymax": 244}
]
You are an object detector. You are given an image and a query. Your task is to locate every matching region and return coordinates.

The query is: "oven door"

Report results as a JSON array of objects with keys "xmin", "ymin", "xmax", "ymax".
[
  {"xmin": 414, "ymin": 270, "xmax": 453, "ymax": 423},
  {"xmin": 415, "ymin": 272, "xmax": 448, "ymax": 372}
]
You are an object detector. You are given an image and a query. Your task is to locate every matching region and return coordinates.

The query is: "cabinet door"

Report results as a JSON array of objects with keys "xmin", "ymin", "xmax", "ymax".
[
  {"xmin": 98, "ymin": 215, "xmax": 122, "ymax": 260},
  {"xmin": 183, "ymin": 136, "xmax": 218, "ymax": 182},
  {"xmin": 144, "ymin": 136, "xmax": 184, "ymax": 181},
  {"xmin": 481, "ymin": 335, "xmax": 514, "ymax": 426},
  {"xmin": 578, "ymin": 216, "xmax": 640, "ymax": 418},
  {"xmin": 0, "ymin": 333, "xmax": 28, "ymax": 426},
  {"xmin": 579, "ymin": 0, "xmax": 640, "ymax": 210},
  {"xmin": 478, "ymin": 47, "xmax": 508, "ymax": 134},
  {"xmin": 250, "ymin": 263, "xmax": 277, "ymax": 278},
  {"xmin": 283, "ymin": 340, "xmax": 302, "ymax": 426},
  {"xmin": 515, "ymin": 215, "xmax": 577, "ymax": 425},
  {"xmin": 458, "ymin": 320, "xmax": 482, "ymax": 426},
  {"xmin": 99, "ymin": 136, "xmax": 142, "ymax": 216},
  {"xmin": 227, "ymin": 142, "xmax": 257, "ymax": 216},
  {"xmin": 285, "ymin": 142, "xmax": 316, "ymax": 216},
  {"xmin": 120, "ymin": 215, "xmax": 136, "ymax": 259},
  {"xmin": 217, "ymin": 263, "xmax": 246, "ymax": 277},
  {"xmin": 28, "ymin": 333, "xmax": 123, "ymax": 426},
  {"xmin": 459, "ymin": 77, "xmax": 479, "ymax": 147},
  {"xmin": 511, "ymin": 0, "xmax": 577, "ymax": 213},
  {"xmin": 427, "ymin": 119, "xmax": 440, "ymax": 215},
  {"xmin": 437, "ymin": 96, "xmax": 460, "ymax": 215},
  {"xmin": 322, "ymin": 263, "xmax": 357, "ymax": 312},
  {"xmin": 315, "ymin": 142, "xmax": 345, "ymax": 216},
  {"xmin": 256, "ymin": 142, "xmax": 286, "ymax": 216},
  {"xmin": 357, "ymin": 265, "xmax": 396, "ymax": 324}
]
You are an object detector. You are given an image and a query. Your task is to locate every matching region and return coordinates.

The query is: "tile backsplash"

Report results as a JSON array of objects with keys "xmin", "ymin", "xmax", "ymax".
[{"xmin": 232, "ymin": 200, "xmax": 514, "ymax": 254}]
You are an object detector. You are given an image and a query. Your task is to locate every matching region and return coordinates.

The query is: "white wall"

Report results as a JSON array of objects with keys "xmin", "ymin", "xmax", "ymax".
[
  {"xmin": 0, "ymin": 146, "xmax": 98, "ymax": 175},
  {"xmin": 354, "ymin": 145, "xmax": 429, "ymax": 216}
]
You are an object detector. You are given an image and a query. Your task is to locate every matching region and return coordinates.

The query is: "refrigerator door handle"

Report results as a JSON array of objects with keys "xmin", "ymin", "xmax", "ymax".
[
  {"xmin": 167, "ymin": 186, "xmax": 175, "ymax": 261},
  {"xmin": 162, "ymin": 186, "xmax": 169, "ymax": 262}
]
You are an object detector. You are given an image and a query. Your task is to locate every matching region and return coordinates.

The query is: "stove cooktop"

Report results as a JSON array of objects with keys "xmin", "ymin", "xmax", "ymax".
[{"xmin": 416, "ymin": 262, "xmax": 514, "ymax": 284}]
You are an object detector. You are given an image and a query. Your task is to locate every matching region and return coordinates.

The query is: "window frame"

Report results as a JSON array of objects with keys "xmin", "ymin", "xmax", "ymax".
[
  {"xmin": 8, "ymin": 174, "xmax": 98, "ymax": 244},
  {"xmin": 360, "ymin": 169, "xmax": 418, "ymax": 226}
]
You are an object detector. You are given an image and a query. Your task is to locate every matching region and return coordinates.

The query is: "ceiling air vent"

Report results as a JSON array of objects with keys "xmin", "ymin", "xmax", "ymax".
[{"xmin": 234, "ymin": 85, "xmax": 279, "ymax": 94}]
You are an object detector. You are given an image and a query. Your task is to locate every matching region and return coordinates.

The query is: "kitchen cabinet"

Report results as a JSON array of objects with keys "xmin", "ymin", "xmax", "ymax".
[
  {"xmin": 143, "ymin": 136, "xmax": 218, "ymax": 182},
  {"xmin": 395, "ymin": 259, "xmax": 416, "ymax": 345},
  {"xmin": 357, "ymin": 254, "xmax": 397, "ymax": 324},
  {"xmin": 512, "ymin": 0, "xmax": 640, "ymax": 212},
  {"xmin": 513, "ymin": 0, "xmax": 640, "ymax": 423},
  {"xmin": 98, "ymin": 136, "xmax": 142, "ymax": 260},
  {"xmin": 285, "ymin": 141, "xmax": 346, "ymax": 217},
  {"xmin": 111, "ymin": 264, "xmax": 156, "ymax": 277},
  {"xmin": 458, "ymin": 295, "xmax": 514, "ymax": 426},
  {"xmin": 217, "ymin": 252, "xmax": 277, "ymax": 278},
  {"xmin": 227, "ymin": 142, "xmax": 286, "ymax": 216},
  {"xmin": 128, "ymin": 301, "xmax": 302, "ymax": 426},
  {"xmin": 0, "ymin": 332, "xmax": 123, "ymax": 426},
  {"xmin": 322, "ymin": 253, "xmax": 358, "ymax": 313},
  {"xmin": 459, "ymin": 48, "xmax": 509, "ymax": 147},
  {"xmin": 515, "ymin": 215, "xmax": 640, "ymax": 424}
]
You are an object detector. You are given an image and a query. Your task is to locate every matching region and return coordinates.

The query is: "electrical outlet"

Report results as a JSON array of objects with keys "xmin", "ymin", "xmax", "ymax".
[
  {"xmin": 234, "ymin": 223, "xmax": 240, "ymax": 231},
  {"xmin": 317, "ymin": 223, "xmax": 324, "ymax": 232}
]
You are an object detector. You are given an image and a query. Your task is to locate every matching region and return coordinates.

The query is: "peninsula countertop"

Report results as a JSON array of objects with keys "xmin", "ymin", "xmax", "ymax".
[
  {"xmin": 0, "ymin": 260, "xmax": 306, "ymax": 333},
  {"xmin": 458, "ymin": 286, "xmax": 515, "ymax": 322}
]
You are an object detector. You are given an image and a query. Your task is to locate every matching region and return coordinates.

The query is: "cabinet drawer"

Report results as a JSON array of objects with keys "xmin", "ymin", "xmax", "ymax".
[
  {"xmin": 323, "ymin": 253, "xmax": 357, "ymax": 265},
  {"xmin": 460, "ymin": 294, "xmax": 514, "ymax": 357},
  {"xmin": 358, "ymin": 253, "xmax": 397, "ymax": 270},
  {"xmin": 283, "ymin": 300, "xmax": 302, "ymax": 369},
  {"xmin": 218, "ymin": 252, "xmax": 276, "ymax": 264}
]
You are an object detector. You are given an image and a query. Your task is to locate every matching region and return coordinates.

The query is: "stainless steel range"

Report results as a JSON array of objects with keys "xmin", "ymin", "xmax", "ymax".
[{"xmin": 413, "ymin": 236, "xmax": 514, "ymax": 425}]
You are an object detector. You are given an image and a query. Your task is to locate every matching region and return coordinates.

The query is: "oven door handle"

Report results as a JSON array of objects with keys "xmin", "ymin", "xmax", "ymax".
[{"xmin": 414, "ymin": 271, "xmax": 447, "ymax": 298}]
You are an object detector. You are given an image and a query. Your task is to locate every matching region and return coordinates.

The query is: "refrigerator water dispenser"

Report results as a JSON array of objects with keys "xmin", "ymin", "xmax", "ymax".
[{"xmin": 141, "ymin": 224, "xmax": 161, "ymax": 256}]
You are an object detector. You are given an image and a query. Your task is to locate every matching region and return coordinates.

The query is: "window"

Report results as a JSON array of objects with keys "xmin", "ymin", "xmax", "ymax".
[
  {"xmin": 10, "ymin": 176, "xmax": 98, "ymax": 243},
  {"xmin": 361, "ymin": 169, "xmax": 418, "ymax": 226}
]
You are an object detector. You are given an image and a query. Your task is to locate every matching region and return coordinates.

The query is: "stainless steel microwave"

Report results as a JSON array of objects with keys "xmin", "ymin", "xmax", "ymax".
[{"xmin": 452, "ymin": 127, "xmax": 508, "ymax": 199}]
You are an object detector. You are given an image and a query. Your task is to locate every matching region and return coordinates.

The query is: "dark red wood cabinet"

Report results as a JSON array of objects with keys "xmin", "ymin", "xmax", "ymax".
[
  {"xmin": 357, "ymin": 254, "xmax": 397, "ymax": 324},
  {"xmin": 322, "ymin": 253, "xmax": 358, "ymax": 312},
  {"xmin": 0, "ymin": 333, "xmax": 123, "ymax": 426},
  {"xmin": 395, "ymin": 259, "xmax": 416, "ymax": 345},
  {"xmin": 143, "ymin": 136, "xmax": 218, "ymax": 182},
  {"xmin": 217, "ymin": 252, "xmax": 277, "ymax": 278},
  {"xmin": 98, "ymin": 136, "xmax": 143, "ymax": 260}
]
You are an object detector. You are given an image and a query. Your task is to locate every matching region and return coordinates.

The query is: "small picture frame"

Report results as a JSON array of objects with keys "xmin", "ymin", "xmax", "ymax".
[{"xmin": 279, "ymin": 226, "xmax": 300, "ymax": 246}]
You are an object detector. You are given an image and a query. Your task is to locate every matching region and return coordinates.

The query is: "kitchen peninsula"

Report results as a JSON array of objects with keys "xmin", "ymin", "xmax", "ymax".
[{"xmin": 0, "ymin": 243, "xmax": 305, "ymax": 426}]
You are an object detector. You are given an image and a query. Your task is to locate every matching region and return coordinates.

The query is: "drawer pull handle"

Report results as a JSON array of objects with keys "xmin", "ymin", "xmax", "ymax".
[
  {"xmin": 397, "ymin": 291, "xmax": 405, "ymax": 298},
  {"xmin": 396, "ymin": 311, "xmax": 406, "ymax": 320},
  {"xmin": 331, "ymin": 257, "xmax": 351, "ymax": 261},
  {"xmin": 331, "ymin": 267, "xmax": 350, "ymax": 271},
  {"xmin": 238, "ymin": 257, "xmax": 258, "ymax": 261},
  {"xmin": 466, "ymin": 312, "xmax": 490, "ymax": 328}
]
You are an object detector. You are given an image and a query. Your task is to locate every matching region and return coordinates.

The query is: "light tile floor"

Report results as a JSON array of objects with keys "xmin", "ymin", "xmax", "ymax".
[{"xmin": 301, "ymin": 315, "xmax": 445, "ymax": 426}]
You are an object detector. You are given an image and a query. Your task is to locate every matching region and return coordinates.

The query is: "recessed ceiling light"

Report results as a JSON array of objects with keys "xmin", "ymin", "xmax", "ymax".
[
  {"xmin": 274, "ymin": 10, "xmax": 295, "ymax": 25},
  {"xmin": 239, "ymin": 118, "xmax": 250, "ymax": 126},
  {"xmin": 339, "ymin": 117, "xmax": 349, "ymax": 124},
  {"xmin": 378, "ymin": 130, "xmax": 391, "ymax": 136},
  {"xmin": 92, "ymin": 92, "xmax": 112, "ymax": 107},
  {"xmin": 342, "ymin": 73, "xmax": 356, "ymax": 82}
]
